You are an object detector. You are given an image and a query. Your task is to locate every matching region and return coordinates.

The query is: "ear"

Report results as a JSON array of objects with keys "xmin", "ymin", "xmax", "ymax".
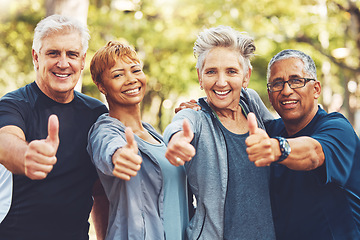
[
  {"xmin": 32, "ymin": 49, "xmax": 39, "ymax": 70},
  {"xmin": 242, "ymin": 68, "xmax": 252, "ymax": 88},
  {"xmin": 81, "ymin": 53, "xmax": 86, "ymax": 70},
  {"xmin": 313, "ymin": 81, "xmax": 321, "ymax": 99},
  {"xmin": 267, "ymin": 89, "xmax": 273, "ymax": 106},
  {"xmin": 96, "ymin": 82, "xmax": 107, "ymax": 95},
  {"xmin": 197, "ymin": 69, "xmax": 203, "ymax": 88}
]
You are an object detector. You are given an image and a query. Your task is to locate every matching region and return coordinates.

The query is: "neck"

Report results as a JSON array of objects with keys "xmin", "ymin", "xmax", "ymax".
[
  {"xmin": 208, "ymin": 101, "xmax": 248, "ymax": 134},
  {"xmin": 284, "ymin": 106, "xmax": 318, "ymax": 136},
  {"xmin": 108, "ymin": 103, "xmax": 144, "ymax": 131},
  {"xmin": 209, "ymin": 101, "xmax": 242, "ymax": 121},
  {"xmin": 35, "ymin": 80, "xmax": 74, "ymax": 104}
]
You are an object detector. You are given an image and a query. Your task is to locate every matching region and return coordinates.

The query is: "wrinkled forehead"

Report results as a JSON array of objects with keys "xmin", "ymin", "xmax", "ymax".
[
  {"xmin": 269, "ymin": 58, "xmax": 306, "ymax": 82},
  {"xmin": 40, "ymin": 30, "xmax": 83, "ymax": 51}
]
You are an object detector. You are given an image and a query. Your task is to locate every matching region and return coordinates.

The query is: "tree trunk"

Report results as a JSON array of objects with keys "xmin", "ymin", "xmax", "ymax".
[{"xmin": 45, "ymin": 0, "xmax": 89, "ymax": 92}]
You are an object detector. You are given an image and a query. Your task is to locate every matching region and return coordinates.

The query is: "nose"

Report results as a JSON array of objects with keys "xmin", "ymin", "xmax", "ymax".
[
  {"xmin": 56, "ymin": 54, "xmax": 70, "ymax": 68},
  {"xmin": 215, "ymin": 73, "xmax": 227, "ymax": 87},
  {"xmin": 125, "ymin": 73, "xmax": 138, "ymax": 85},
  {"xmin": 281, "ymin": 81, "xmax": 293, "ymax": 95}
]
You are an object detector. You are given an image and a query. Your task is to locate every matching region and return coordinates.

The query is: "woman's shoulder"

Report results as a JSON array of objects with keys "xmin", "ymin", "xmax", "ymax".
[
  {"xmin": 141, "ymin": 121, "xmax": 164, "ymax": 140},
  {"xmin": 91, "ymin": 113, "xmax": 126, "ymax": 134}
]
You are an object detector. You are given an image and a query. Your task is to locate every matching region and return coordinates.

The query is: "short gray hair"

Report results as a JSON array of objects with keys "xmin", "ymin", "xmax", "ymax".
[
  {"xmin": 193, "ymin": 25, "xmax": 255, "ymax": 74},
  {"xmin": 267, "ymin": 49, "xmax": 317, "ymax": 82},
  {"xmin": 32, "ymin": 14, "xmax": 90, "ymax": 55}
]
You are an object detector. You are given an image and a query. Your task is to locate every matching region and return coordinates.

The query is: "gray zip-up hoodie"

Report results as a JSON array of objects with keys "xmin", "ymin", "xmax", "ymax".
[{"xmin": 163, "ymin": 88, "xmax": 274, "ymax": 240}]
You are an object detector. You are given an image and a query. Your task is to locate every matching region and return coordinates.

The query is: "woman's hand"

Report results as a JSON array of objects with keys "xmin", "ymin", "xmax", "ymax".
[
  {"xmin": 165, "ymin": 119, "xmax": 196, "ymax": 166},
  {"xmin": 112, "ymin": 128, "xmax": 142, "ymax": 180}
]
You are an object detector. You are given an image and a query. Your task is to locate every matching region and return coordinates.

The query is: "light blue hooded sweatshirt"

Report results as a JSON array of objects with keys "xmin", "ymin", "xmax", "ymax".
[{"xmin": 163, "ymin": 88, "xmax": 275, "ymax": 240}]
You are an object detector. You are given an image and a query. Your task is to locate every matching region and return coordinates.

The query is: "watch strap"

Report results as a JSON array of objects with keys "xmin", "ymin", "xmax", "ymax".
[{"xmin": 274, "ymin": 136, "xmax": 291, "ymax": 163}]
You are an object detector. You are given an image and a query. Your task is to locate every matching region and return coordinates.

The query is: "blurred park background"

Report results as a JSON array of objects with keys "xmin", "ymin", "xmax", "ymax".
[{"xmin": 1, "ymin": 0, "xmax": 360, "ymax": 136}]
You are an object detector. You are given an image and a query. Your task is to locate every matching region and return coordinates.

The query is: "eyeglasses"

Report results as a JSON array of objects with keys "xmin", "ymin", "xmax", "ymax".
[{"xmin": 267, "ymin": 78, "xmax": 316, "ymax": 92}]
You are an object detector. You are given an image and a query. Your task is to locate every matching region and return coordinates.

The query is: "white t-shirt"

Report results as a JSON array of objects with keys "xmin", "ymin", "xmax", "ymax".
[{"xmin": 0, "ymin": 164, "xmax": 12, "ymax": 223}]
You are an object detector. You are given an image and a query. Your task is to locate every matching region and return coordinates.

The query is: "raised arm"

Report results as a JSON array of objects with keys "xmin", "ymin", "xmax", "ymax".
[
  {"xmin": 111, "ymin": 127, "xmax": 142, "ymax": 181},
  {"xmin": 165, "ymin": 119, "xmax": 196, "ymax": 166},
  {"xmin": 0, "ymin": 115, "xmax": 59, "ymax": 179},
  {"xmin": 245, "ymin": 112, "xmax": 324, "ymax": 171}
]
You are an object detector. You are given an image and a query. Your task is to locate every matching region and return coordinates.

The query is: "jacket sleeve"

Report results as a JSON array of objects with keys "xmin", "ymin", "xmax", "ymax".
[
  {"xmin": 87, "ymin": 119, "xmax": 127, "ymax": 176},
  {"xmin": 246, "ymin": 88, "xmax": 274, "ymax": 123},
  {"xmin": 163, "ymin": 109, "xmax": 198, "ymax": 144}
]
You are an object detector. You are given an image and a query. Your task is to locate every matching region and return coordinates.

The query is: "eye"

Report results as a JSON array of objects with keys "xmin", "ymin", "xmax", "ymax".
[
  {"xmin": 205, "ymin": 70, "xmax": 215, "ymax": 75},
  {"xmin": 227, "ymin": 68, "xmax": 238, "ymax": 74},
  {"xmin": 47, "ymin": 51, "xmax": 58, "ymax": 57},
  {"xmin": 113, "ymin": 73, "xmax": 124, "ymax": 78},
  {"xmin": 290, "ymin": 78, "xmax": 304, "ymax": 85},
  {"xmin": 68, "ymin": 51, "xmax": 80, "ymax": 58},
  {"xmin": 272, "ymin": 81, "xmax": 284, "ymax": 88},
  {"xmin": 133, "ymin": 69, "xmax": 142, "ymax": 74}
]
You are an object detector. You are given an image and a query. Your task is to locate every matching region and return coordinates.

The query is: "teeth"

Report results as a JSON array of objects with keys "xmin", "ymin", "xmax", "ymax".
[
  {"xmin": 214, "ymin": 90, "xmax": 230, "ymax": 95},
  {"xmin": 54, "ymin": 73, "xmax": 69, "ymax": 77},
  {"xmin": 281, "ymin": 100, "xmax": 297, "ymax": 105},
  {"xmin": 124, "ymin": 88, "xmax": 139, "ymax": 94}
]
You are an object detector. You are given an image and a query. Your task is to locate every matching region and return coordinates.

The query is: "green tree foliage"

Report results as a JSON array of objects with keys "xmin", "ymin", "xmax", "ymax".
[
  {"xmin": 0, "ymin": 1, "xmax": 43, "ymax": 94},
  {"xmin": 1, "ymin": 0, "xmax": 360, "ymax": 131}
]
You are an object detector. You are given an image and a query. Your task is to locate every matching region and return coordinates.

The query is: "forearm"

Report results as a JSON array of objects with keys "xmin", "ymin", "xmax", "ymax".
[
  {"xmin": 276, "ymin": 136, "xmax": 325, "ymax": 171},
  {"xmin": 0, "ymin": 126, "xmax": 27, "ymax": 174},
  {"xmin": 91, "ymin": 179, "xmax": 109, "ymax": 240}
]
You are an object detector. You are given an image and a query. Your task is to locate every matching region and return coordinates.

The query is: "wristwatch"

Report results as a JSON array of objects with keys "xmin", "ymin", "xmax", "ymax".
[{"xmin": 274, "ymin": 137, "xmax": 291, "ymax": 163}]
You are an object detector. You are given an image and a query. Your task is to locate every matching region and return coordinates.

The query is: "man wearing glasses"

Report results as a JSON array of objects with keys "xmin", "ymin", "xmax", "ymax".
[{"xmin": 246, "ymin": 49, "xmax": 360, "ymax": 239}]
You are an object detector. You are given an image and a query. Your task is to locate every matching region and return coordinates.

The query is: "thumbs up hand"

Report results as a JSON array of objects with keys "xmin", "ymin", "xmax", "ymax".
[
  {"xmin": 112, "ymin": 127, "xmax": 142, "ymax": 181},
  {"xmin": 245, "ymin": 113, "xmax": 275, "ymax": 167},
  {"xmin": 165, "ymin": 119, "xmax": 196, "ymax": 166},
  {"xmin": 24, "ymin": 114, "xmax": 60, "ymax": 180}
]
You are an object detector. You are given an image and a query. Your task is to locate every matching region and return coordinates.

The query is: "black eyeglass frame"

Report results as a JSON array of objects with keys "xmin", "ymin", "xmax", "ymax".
[{"xmin": 267, "ymin": 78, "xmax": 316, "ymax": 92}]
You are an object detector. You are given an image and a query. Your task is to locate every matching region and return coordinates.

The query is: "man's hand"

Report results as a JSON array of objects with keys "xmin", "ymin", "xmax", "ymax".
[
  {"xmin": 112, "ymin": 127, "xmax": 142, "ymax": 181},
  {"xmin": 165, "ymin": 119, "xmax": 196, "ymax": 166},
  {"xmin": 24, "ymin": 114, "xmax": 60, "ymax": 180},
  {"xmin": 246, "ymin": 113, "xmax": 278, "ymax": 167},
  {"xmin": 175, "ymin": 99, "xmax": 201, "ymax": 113}
]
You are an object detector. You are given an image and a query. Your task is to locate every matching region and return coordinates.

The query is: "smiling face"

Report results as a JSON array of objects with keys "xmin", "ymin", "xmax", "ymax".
[
  {"xmin": 198, "ymin": 47, "xmax": 250, "ymax": 112},
  {"xmin": 268, "ymin": 57, "xmax": 321, "ymax": 132},
  {"xmin": 98, "ymin": 58, "xmax": 146, "ymax": 109},
  {"xmin": 33, "ymin": 30, "xmax": 85, "ymax": 103}
]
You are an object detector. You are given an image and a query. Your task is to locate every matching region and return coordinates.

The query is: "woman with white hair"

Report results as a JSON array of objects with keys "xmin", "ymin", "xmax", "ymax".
[{"xmin": 164, "ymin": 26, "xmax": 276, "ymax": 239}]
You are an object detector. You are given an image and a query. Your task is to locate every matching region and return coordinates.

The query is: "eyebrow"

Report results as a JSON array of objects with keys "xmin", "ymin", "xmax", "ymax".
[
  {"xmin": 272, "ymin": 74, "xmax": 301, "ymax": 82},
  {"xmin": 289, "ymin": 74, "xmax": 301, "ymax": 79},
  {"xmin": 111, "ymin": 64, "xmax": 140, "ymax": 74}
]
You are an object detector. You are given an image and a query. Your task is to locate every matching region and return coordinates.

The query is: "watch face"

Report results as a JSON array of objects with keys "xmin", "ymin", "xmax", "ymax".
[
  {"xmin": 275, "ymin": 137, "xmax": 291, "ymax": 163},
  {"xmin": 284, "ymin": 140, "xmax": 291, "ymax": 152}
]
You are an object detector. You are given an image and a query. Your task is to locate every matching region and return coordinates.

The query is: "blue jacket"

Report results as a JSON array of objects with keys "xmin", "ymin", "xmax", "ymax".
[{"xmin": 164, "ymin": 89, "xmax": 274, "ymax": 239}]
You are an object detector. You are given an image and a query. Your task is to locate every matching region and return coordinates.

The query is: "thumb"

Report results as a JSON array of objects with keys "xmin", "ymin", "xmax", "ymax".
[
  {"xmin": 125, "ymin": 127, "xmax": 137, "ymax": 151},
  {"xmin": 182, "ymin": 119, "xmax": 193, "ymax": 140},
  {"xmin": 47, "ymin": 114, "xmax": 59, "ymax": 147},
  {"xmin": 247, "ymin": 112, "xmax": 259, "ymax": 135}
]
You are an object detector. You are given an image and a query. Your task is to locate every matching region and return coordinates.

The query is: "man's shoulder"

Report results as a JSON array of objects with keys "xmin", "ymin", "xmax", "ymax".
[
  {"xmin": 1, "ymin": 82, "xmax": 36, "ymax": 102},
  {"xmin": 312, "ymin": 108, "xmax": 352, "ymax": 131},
  {"xmin": 265, "ymin": 118, "xmax": 285, "ymax": 137}
]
